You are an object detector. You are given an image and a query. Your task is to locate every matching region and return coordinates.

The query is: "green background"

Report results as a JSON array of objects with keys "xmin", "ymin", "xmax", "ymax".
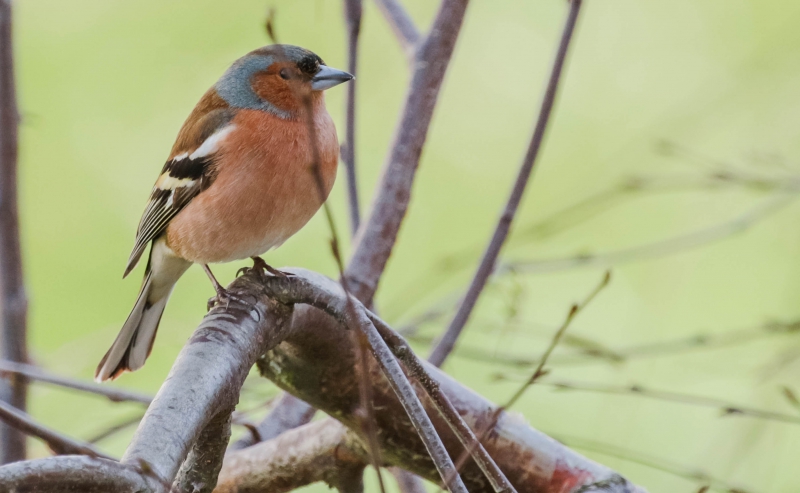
[{"xmin": 13, "ymin": 0, "xmax": 800, "ymax": 491}]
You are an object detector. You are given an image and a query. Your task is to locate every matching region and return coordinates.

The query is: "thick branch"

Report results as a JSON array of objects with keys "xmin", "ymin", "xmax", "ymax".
[
  {"xmin": 174, "ymin": 408, "xmax": 233, "ymax": 493},
  {"xmin": 121, "ymin": 273, "xmax": 294, "ymax": 486},
  {"xmin": 0, "ymin": 0, "xmax": 27, "ymax": 464},
  {"xmin": 428, "ymin": 0, "xmax": 583, "ymax": 367},
  {"xmin": 252, "ymin": 270, "xmax": 469, "ymax": 493},
  {"xmin": 0, "ymin": 455, "xmax": 157, "ymax": 492},
  {"xmin": 347, "ymin": 0, "xmax": 469, "ymax": 302},
  {"xmin": 217, "ymin": 419, "xmax": 366, "ymax": 493},
  {"xmin": 373, "ymin": 0, "xmax": 421, "ymax": 59}
]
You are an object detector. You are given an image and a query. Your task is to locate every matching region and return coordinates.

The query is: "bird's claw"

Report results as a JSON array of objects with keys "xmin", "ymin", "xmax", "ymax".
[
  {"xmin": 207, "ymin": 288, "xmax": 248, "ymax": 311},
  {"xmin": 250, "ymin": 257, "xmax": 293, "ymax": 279}
]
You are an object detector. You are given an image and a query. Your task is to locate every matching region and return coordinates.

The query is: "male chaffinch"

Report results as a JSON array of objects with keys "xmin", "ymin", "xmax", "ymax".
[{"xmin": 95, "ymin": 45, "xmax": 353, "ymax": 381}]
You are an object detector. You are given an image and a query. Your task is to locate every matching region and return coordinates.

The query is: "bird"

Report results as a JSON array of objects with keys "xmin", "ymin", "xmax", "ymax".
[{"xmin": 95, "ymin": 44, "xmax": 353, "ymax": 382}]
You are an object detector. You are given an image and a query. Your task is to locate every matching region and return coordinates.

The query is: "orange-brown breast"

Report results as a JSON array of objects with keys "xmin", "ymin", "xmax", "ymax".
[{"xmin": 165, "ymin": 102, "xmax": 338, "ymax": 264}]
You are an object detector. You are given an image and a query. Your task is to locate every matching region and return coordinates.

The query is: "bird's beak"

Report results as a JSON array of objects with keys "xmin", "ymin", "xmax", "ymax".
[{"xmin": 311, "ymin": 65, "xmax": 354, "ymax": 91}]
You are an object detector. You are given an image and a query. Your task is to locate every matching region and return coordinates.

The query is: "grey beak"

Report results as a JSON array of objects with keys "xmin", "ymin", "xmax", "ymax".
[{"xmin": 311, "ymin": 65, "xmax": 354, "ymax": 91}]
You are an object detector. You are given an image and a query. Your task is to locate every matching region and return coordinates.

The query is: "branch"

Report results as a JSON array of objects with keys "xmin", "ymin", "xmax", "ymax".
[
  {"xmin": 217, "ymin": 419, "xmax": 366, "ymax": 493},
  {"xmin": 0, "ymin": 455, "xmax": 157, "ymax": 492},
  {"xmin": 0, "ymin": 359, "xmax": 152, "ymax": 405},
  {"xmin": 347, "ymin": 0, "xmax": 469, "ymax": 302},
  {"xmin": 252, "ymin": 270, "xmax": 469, "ymax": 493},
  {"xmin": 0, "ymin": 0, "xmax": 27, "ymax": 463},
  {"xmin": 342, "ymin": 0, "xmax": 363, "ymax": 235},
  {"xmin": 369, "ymin": 311, "xmax": 515, "ymax": 492},
  {"xmin": 256, "ymin": 269, "xmax": 643, "ymax": 492},
  {"xmin": 174, "ymin": 408, "xmax": 233, "ymax": 493},
  {"xmin": 373, "ymin": 0, "xmax": 421, "ymax": 59},
  {"xmin": 120, "ymin": 273, "xmax": 294, "ymax": 485},
  {"xmin": 427, "ymin": 0, "xmax": 583, "ymax": 367},
  {"xmin": 503, "ymin": 193, "xmax": 796, "ymax": 275},
  {"xmin": 0, "ymin": 399, "xmax": 113, "ymax": 459},
  {"xmin": 536, "ymin": 379, "xmax": 800, "ymax": 425},
  {"xmin": 228, "ymin": 392, "xmax": 315, "ymax": 451}
]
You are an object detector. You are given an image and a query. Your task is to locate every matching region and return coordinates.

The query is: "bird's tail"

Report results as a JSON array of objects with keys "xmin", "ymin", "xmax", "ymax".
[{"xmin": 95, "ymin": 239, "xmax": 191, "ymax": 382}]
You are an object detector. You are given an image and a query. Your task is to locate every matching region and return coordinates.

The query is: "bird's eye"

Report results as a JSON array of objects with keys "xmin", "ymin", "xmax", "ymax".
[{"xmin": 279, "ymin": 68, "xmax": 291, "ymax": 80}]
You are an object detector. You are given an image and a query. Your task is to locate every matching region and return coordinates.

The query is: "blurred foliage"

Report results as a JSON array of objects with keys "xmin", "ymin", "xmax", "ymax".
[{"xmin": 13, "ymin": 0, "xmax": 800, "ymax": 492}]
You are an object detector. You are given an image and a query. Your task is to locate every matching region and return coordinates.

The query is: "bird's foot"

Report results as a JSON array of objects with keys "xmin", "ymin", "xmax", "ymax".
[
  {"xmin": 250, "ymin": 256, "xmax": 292, "ymax": 279},
  {"xmin": 207, "ymin": 287, "xmax": 249, "ymax": 311}
]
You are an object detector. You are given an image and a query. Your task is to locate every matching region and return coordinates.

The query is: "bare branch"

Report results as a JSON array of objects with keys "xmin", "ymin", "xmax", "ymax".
[
  {"xmin": 373, "ymin": 0, "xmax": 421, "ymax": 59},
  {"xmin": 0, "ymin": 0, "xmax": 27, "ymax": 464},
  {"xmin": 217, "ymin": 419, "xmax": 366, "ymax": 493},
  {"xmin": 0, "ymin": 455, "xmax": 158, "ymax": 492},
  {"xmin": 257, "ymin": 269, "xmax": 643, "ymax": 492},
  {"xmin": 174, "ymin": 408, "xmax": 233, "ymax": 493},
  {"xmin": 534, "ymin": 379, "xmax": 800, "ymax": 425},
  {"xmin": 0, "ymin": 359, "xmax": 152, "ymax": 405},
  {"xmin": 0, "ymin": 399, "xmax": 113, "ymax": 459},
  {"xmin": 252, "ymin": 270, "xmax": 469, "ymax": 493},
  {"xmin": 347, "ymin": 0, "xmax": 469, "ymax": 302},
  {"xmin": 342, "ymin": 0, "xmax": 363, "ymax": 235},
  {"xmin": 454, "ymin": 319, "xmax": 800, "ymax": 369},
  {"xmin": 228, "ymin": 392, "xmax": 315, "ymax": 451},
  {"xmin": 446, "ymin": 271, "xmax": 609, "ymax": 487},
  {"xmin": 121, "ymin": 273, "xmax": 295, "ymax": 485},
  {"xmin": 86, "ymin": 414, "xmax": 143, "ymax": 444},
  {"xmin": 503, "ymin": 272, "xmax": 609, "ymax": 411},
  {"xmin": 503, "ymin": 193, "xmax": 796, "ymax": 275},
  {"xmin": 428, "ymin": 0, "xmax": 584, "ymax": 367}
]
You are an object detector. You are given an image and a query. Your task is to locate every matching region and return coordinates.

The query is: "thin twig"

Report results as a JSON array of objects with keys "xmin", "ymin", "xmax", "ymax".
[
  {"xmin": 0, "ymin": 399, "xmax": 113, "ymax": 459},
  {"xmin": 504, "ymin": 272, "xmax": 610, "ymax": 410},
  {"xmin": 503, "ymin": 193, "xmax": 796, "ymax": 275},
  {"xmin": 0, "ymin": 0, "xmax": 27, "ymax": 463},
  {"xmin": 448, "ymin": 270, "xmax": 609, "ymax": 483},
  {"xmin": 428, "ymin": 0, "xmax": 584, "ymax": 367},
  {"xmin": 373, "ymin": 0, "xmax": 420, "ymax": 60},
  {"xmin": 86, "ymin": 414, "xmax": 143, "ymax": 444},
  {"xmin": 343, "ymin": 0, "xmax": 362, "ymax": 236},
  {"xmin": 781, "ymin": 386, "xmax": 800, "ymax": 413},
  {"xmin": 0, "ymin": 359, "xmax": 152, "ymax": 405},
  {"xmin": 455, "ymin": 319, "xmax": 800, "ymax": 369},
  {"xmin": 520, "ymin": 379, "xmax": 800, "ymax": 425},
  {"xmin": 263, "ymin": 30, "xmax": 388, "ymax": 491}
]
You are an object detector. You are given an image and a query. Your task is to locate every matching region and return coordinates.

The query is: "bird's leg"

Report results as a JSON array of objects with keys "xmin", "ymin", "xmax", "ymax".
[
  {"xmin": 250, "ymin": 256, "xmax": 290, "ymax": 278},
  {"xmin": 203, "ymin": 264, "xmax": 246, "ymax": 310}
]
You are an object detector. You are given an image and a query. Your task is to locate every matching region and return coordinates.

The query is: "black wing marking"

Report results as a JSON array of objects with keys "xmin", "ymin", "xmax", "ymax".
[{"xmin": 124, "ymin": 155, "xmax": 215, "ymax": 277}]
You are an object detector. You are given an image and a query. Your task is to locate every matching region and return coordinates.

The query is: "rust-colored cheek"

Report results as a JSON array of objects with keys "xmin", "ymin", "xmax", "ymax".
[{"xmin": 251, "ymin": 73, "xmax": 302, "ymax": 113}]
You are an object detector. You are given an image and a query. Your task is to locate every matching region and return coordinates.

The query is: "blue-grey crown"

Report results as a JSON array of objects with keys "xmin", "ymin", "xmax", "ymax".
[{"xmin": 214, "ymin": 45, "xmax": 323, "ymax": 119}]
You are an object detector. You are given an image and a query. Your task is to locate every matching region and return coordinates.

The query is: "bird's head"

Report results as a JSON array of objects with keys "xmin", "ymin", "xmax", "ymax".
[{"xmin": 215, "ymin": 44, "xmax": 353, "ymax": 118}]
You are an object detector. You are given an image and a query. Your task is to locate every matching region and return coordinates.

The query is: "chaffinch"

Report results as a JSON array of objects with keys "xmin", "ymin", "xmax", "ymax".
[{"xmin": 95, "ymin": 45, "xmax": 353, "ymax": 381}]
